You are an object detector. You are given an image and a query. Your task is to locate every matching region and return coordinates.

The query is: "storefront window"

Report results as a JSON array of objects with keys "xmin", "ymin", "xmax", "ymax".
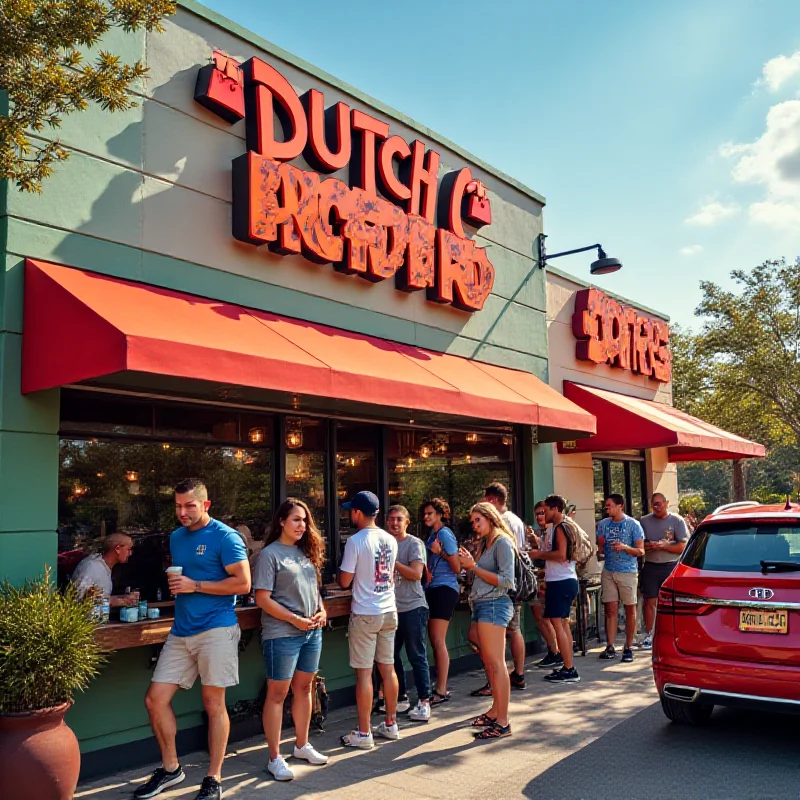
[
  {"xmin": 58, "ymin": 439, "xmax": 273, "ymax": 599},
  {"xmin": 592, "ymin": 456, "xmax": 648, "ymax": 521},
  {"xmin": 58, "ymin": 391, "xmax": 274, "ymax": 600},
  {"xmin": 284, "ymin": 417, "xmax": 327, "ymax": 536},
  {"xmin": 387, "ymin": 428, "xmax": 515, "ymax": 541},
  {"xmin": 336, "ymin": 422, "xmax": 380, "ymax": 563}
]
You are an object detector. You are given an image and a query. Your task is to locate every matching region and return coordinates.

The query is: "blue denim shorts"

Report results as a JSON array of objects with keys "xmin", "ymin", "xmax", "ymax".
[
  {"xmin": 261, "ymin": 629, "xmax": 322, "ymax": 681},
  {"xmin": 471, "ymin": 595, "xmax": 514, "ymax": 627}
]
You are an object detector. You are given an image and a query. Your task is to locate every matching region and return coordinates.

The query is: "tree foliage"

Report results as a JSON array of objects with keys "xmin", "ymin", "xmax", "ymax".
[
  {"xmin": 0, "ymin": 0, "xmax": 175, "ymax": 193},
  {"xmin": 672, "ymin": 258, "xmax": 800, "ymax": 507}
]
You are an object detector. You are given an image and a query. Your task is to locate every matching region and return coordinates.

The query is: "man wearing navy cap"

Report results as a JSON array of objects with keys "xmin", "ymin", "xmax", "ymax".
[{"xmin": 337, "ymin": 491, "xmax": 400, "ymax": 749}]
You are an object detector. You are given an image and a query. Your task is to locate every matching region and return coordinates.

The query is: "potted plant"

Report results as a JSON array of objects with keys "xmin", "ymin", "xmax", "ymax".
[{"xmin": 0, "ymin": 568, "xmax": 104, "ymax": 800}]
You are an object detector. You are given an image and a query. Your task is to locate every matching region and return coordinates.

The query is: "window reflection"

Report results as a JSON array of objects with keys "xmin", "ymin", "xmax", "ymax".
[
  {"xmin": 58, "ymin": 439, "xmax": 273, "ymax": 600},
  {"xmin": 285, "ymin": 417, "xmax": 327, "ymax": 535},
  {"xmin": 387, "ymin": 428, "xmax": 514, "ymax": 542},
  {"xmin": 336, "ymin": 422, "xmax": 379, "ymax": 562}
]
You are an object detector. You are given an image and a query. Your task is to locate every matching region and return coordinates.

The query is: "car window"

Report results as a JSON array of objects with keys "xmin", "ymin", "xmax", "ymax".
[{"xmin": 683, "ymin": 523, "xmax": 800, "ymax": 572}]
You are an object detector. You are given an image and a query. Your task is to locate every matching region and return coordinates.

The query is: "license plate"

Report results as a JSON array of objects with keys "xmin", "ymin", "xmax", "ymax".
[{"xmin": 739, "ymin": 608, "xmax": 788, "ymax": 634}]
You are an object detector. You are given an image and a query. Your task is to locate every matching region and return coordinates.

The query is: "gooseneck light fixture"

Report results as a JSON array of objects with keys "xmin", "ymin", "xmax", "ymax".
[{"xmin": 537, "ymin": 234, "xmax": 622, "ymax": 275}]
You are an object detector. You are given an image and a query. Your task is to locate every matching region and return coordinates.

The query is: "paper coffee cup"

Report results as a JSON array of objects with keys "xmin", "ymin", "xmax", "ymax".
[{"xmin": 166, "ymin": 566, "xmax": 183, "ymax": 575}]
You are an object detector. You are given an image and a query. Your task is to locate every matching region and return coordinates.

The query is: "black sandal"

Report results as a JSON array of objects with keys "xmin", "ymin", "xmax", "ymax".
[
  {"xmin": 470, "ymin": 713, "xmax": 496, "ymax": 727},
  {"xmin": 469, "ymin": 682, "xmax": 492, "ymax": 697},
  {"xmin": 474, "ymin": 721, "xmax": 512, "ymax": 740},
  {"xmin": 430, "ymin": 690, "xmax": 451, "ymax": 706}
]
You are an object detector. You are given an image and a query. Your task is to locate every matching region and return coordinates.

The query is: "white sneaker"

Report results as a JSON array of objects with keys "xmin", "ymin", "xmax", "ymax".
[
  {"xmin": 293, "ymin": 742, "xmax": 329, "ymax": 765},
  {"xmin": 396, "ymin": 696, "xmax": 411, "ymax": 713},
  {"xmin": 267, "ymin": 756, "xmax": 294, "ymax": 781},
  {"xmin": 640, "ymin": 635, "xmax": 653, "ymax": 651},
  {"xmin": 340, "ymin": 730, "xmax": 374, "ymax": 749},
  {"xmin": 372, "ymin": 721, "xmax": 401, "ymax": 740},
  {"xmin": 408, "ymin": 701, "xmax": 431, "ymax": 722}
]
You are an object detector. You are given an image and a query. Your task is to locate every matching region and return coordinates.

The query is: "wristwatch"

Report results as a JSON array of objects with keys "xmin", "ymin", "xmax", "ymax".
[{"xmin": 195, "ymin": 580, "xmax": 202, "ymax": 593}]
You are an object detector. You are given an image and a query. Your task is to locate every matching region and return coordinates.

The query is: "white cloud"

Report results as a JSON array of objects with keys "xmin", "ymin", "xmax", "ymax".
[
  {"xmin": 760, "ymin": 51, "xmax": 800, "ymax": 92},
  {"xmin": 679, "ymin": 244, "xmax": 704, "ymax": 256},
  {"xmin": 721, "ymin": 100, "xmax": 800, "ymax": 229},
  {"xmin": 684, "ymin": 201, "xmax": 740, "ymax": 226}
]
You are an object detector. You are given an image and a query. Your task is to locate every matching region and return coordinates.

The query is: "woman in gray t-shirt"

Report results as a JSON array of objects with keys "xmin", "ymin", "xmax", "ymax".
[
  {"xmin": 253, "ymin": 499, "xmax": 328, "ymax": 780},
  {"xmin": 457, "ymin": 502, "xmax": 516, "ymax": 741}
]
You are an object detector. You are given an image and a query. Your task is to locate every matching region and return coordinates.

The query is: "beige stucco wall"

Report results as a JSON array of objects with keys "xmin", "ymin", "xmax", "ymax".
[{"xmin": 545, "ymin": 268, "xmax": 679, "ymax": 533}]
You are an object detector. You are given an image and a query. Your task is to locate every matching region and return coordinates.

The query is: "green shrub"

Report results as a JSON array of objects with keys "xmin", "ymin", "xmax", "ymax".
[{"xmin": 0, "ymin": 568, "xmax": 105, "ymax": 714}]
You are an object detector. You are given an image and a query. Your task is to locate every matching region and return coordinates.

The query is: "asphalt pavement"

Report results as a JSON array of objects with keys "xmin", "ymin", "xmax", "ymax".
[{"xmin": 76, "ymin": 645, "xmax": 800, "ymax": 800}]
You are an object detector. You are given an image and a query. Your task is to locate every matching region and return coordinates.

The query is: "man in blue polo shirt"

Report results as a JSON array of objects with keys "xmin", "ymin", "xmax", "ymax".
[
  {"xmin": 596, "ymin": 493, "xmax": 645, "ymax": 664},
  {"xmin": 136, "ymin": 479, "xmax": 250, "ymax": 800}
]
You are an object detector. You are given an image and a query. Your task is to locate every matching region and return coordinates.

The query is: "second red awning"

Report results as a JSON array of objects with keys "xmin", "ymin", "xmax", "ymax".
[{"xmin": 559, "ymin": 382, "xmax": 765, "ymax": 461}]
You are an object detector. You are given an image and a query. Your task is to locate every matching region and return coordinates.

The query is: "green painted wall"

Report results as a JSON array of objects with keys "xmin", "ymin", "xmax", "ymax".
[{"xmin": 0, "ymin": 2, "xmax": 551, "ymax": 757}]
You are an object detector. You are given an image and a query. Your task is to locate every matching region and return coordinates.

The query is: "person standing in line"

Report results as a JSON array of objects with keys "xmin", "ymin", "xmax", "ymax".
[
  {"xmin": 529, "ymin": 502, "xmax": 562, "ymax": 670},
  {"xmin": 338, "ymin": 491, "xmax": 400, "ymax": 749},
  {"xmin": 596, "ymin": 494, "xmax": 645, "ymax": 664},
  {"xmin": 483, "ymin": 482, "xmax": 527, "ymax": 690},
  {"xmin": 458, "ymin": 502, "xmax": 517, "ymax": 741},
  {"xmin": 639, "ymin": 493, "xmax": 688, "ymax": 650},
  {"xmin": 70, "ymin": 532, "xmax": 137, "ymax": 607},
  {"xmin": 422, "ymin": 498, "xmax": 461, "ymax": 706},
  {"xmin": 136, "ymin": 479, "xmax": 251, "ymax": 800},
  {"xmin": 387, "ymin": 504, "xmax": 433, "ymax": 723},
  {"xmin": 529, "ymin": 495, "xmax": 580, "ymax": 684},
  {"xmin": 253, "ymin": 499, "xmax": 329, "ymax": 782}
]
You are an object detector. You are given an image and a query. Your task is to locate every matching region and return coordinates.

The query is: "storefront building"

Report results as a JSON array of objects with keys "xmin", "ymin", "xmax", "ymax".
[
  {"xmin": 546, "ymin": 267, "xmax": 766, "ymax": 540},
  {"xmin": 0, "ymin": 1, "xmax": 598, "ymax": 775}
]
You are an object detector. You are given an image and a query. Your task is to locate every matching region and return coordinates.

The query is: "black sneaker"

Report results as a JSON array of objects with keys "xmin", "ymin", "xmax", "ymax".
[
  {"xmin": 509, "ymin": 670, "xmax": 527, "ymax": 690},
  {"xmin": 544, "ymin": 667, "xmax": 581, "ymax": 684},
  {"xmin": 535, "ymin": 651, "xmax": 564, "ymax": 669},
  {"xmin": 599, "ymin": 645, "xmax": 617, "ymax": 660},
  {"xmin": 133, "ymin": 767, "xmax": 186, "ymax": 799},
  {"xmin": 371, "ymin": 697, "xmax": 386, "ymax": 714},
  {"xmin": 621, "ymin": 647, "xmax": 634, "ymax": 663},
  {"xmin": 195, "ymin": 776, "xmax": 222, "ymax": 800}
]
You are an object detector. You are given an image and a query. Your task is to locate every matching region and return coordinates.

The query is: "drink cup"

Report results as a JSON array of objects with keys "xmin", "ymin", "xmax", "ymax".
[{"xmin": 166, "ymin": 566, "xmax": 183, "ymax": 576}]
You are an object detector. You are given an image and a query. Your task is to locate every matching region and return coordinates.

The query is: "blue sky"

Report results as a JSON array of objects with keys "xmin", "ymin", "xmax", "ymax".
[{"xmin": 200, "ymin": 0, "xmax": 800, "ymax": 330}]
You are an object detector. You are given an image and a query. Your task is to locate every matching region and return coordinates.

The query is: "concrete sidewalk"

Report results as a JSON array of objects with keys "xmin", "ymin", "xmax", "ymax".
[{"xmin": 76, "ymin": 646, "xmax": 658, "ymax": 800}]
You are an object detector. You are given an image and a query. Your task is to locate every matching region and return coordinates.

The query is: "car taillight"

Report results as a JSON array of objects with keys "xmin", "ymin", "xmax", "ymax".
[
  {"xmin": 657, "ymin": 588, "xmax": 713, "ymax": 616},
  {"xmin": 657, "ymin": 587, "xmax": 674, "ymax": 614}
]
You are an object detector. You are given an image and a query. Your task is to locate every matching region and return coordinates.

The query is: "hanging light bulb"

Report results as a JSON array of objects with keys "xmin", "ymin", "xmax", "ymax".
[
  {"xmin": 286, "ymin": 419, "xmax": 303, "ymax": 449},
  {"xmin": 248, "ymin": 427, "xmax": 266, "ymax": 444},
  {"xmin": 501, "ymin": 435, "xmax": 512, "ymax": 447},
  {"xmin": 419, "ymin": 442, "xmax": 432, "ymax": 459}
]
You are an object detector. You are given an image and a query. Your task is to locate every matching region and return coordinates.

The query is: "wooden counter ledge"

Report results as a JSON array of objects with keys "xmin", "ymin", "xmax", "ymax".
[{"xmin": 95, "ymin": 591, "xmax": 351, "ymax": 650}]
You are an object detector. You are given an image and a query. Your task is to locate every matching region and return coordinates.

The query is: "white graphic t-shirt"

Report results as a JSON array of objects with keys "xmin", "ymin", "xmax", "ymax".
[{"xmin": 340, "ymin": 526, "xmax": 398, "ymax": 615}]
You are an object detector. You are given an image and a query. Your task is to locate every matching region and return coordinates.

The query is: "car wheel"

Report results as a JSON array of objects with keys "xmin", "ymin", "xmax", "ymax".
[{"xmin": 659, "ymin": 694, "xmax": 713, "ymax": 726}]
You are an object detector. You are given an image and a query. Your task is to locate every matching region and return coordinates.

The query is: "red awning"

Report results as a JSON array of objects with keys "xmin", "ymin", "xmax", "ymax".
[
  {"xmin": 21, "ymin": 260, "xmax": 596, "ymax": 438},
  {"xmin": 560, "ymin": 382, "xmax": 765, "ymax": 461}
]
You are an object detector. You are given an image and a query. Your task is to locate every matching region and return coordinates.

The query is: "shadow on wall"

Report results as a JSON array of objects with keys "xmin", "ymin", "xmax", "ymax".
[{"xmin": 41, "ymin": 64, "xmax": 537, "ymax": 366}]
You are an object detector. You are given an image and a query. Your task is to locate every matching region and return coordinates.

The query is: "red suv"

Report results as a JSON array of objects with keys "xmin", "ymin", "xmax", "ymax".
[{"xmin": 652, "ymin": 501, "xmax": 800, "ymax": 725}]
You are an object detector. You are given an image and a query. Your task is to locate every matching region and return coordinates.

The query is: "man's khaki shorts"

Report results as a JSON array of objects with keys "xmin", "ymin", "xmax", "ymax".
[
  {"xmin": 348, "ymin": 611, "xmax": 398, "ymax": 669},
  {"xmin": 152, "ymin": 624, "xmax": 241, "ymax": 689},
  {"xmin": 601, "ymin": 570, "xmax": 638, "ymax": 606}
]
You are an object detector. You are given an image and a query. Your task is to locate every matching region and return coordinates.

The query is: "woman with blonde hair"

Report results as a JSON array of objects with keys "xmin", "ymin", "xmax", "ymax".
[
  {"xmin": 458, "ymin": 501, "xmax": 517, "ymax": 740},
  {"xmin": 253, "ymin": 499, "xmax": 328, "ymax": 781}
]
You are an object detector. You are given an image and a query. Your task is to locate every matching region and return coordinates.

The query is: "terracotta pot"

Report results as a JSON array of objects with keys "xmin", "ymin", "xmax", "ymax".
[{"xmin": 0, "ymin": 702, "xmax": 80, "ymax": 800}]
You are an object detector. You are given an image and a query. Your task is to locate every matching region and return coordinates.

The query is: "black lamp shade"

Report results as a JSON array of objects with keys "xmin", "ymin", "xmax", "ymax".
[{"xmin": 590, "ymin": 256, "xmax": 622, "ymax": 275}]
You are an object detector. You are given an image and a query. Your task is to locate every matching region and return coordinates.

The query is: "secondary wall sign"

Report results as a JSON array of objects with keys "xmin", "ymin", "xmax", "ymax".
[
  {"xmin": 572, "ymin": 288, "xmax": 672, "ymax": 382},
  {"xmin": 195, "ymin": 51, "xmax": 495, "ymax": 312}
]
